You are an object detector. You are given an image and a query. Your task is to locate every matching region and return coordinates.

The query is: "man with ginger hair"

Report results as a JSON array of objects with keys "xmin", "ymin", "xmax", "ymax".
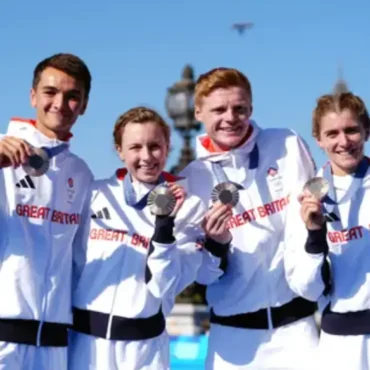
[{"xmin": 178, "ymin": 67, "xmax": 320, "ymax": 369}]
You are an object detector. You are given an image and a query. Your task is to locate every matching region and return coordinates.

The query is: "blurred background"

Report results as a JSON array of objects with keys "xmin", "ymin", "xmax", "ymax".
[{"xmin": 1, "ymin": 0, "xmax": 369, "ymax": 367}]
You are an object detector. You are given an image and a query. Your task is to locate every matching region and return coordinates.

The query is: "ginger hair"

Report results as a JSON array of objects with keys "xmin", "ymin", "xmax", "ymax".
[{"xmin": 194, "ymin": 68, "xmax": 252, "ymax": 107}]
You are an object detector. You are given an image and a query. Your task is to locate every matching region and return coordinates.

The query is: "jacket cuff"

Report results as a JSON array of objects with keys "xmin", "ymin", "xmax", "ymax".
[
  {"xmin": 152, "ymin": 216, "xmax": 175, "ymax": 244},
  {"xmin": 204, "ymin": 237, "xmax": 230, "ymax": 258},
  {"xmin": 305, "ymin": 227, "xmax": 328, "ymax": 254}
]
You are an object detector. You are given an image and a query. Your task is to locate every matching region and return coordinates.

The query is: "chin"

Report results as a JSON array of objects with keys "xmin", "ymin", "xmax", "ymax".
[
  {"xmin": 223, "ymin": 138, "xmax": 243, "ymax": 149},
  {"xmin": 137, "ymin": 173, "xmax": 161, "ymax": 184}
]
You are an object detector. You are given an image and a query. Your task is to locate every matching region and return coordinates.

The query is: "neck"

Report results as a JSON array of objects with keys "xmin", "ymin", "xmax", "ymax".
[
  {"xmin": 331, "ymin": 158, "xmax": 364, "ymax": 177},
  {"xmin": 210, "ymin": 125, "xmax": 253, "ymax": 152},
  {"xmin": 130, "ymin": 174, "xmax": 161, "ymax": 185},
  {"xmin": 35, "ymin": 121, "xmax": 70, "ymax": 141}
]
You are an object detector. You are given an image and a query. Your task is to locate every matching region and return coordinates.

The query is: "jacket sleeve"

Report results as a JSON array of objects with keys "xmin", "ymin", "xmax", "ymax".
[
  {"xmin": 72, "ymin": 185, "xmax": 93, "ymax": 293},
  {"xmin": 174, "ymin": 196, "xmax": 227, "ymax": 295},
  {"xmin": 283, "ymin": 134, "xmax": 328, "ymax": 301},
  {"xmin": 145, "ymin": 216, "xmax": 180, "ymax": 304}
]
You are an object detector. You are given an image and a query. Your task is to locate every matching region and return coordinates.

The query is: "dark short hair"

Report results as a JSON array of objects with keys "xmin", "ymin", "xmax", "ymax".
[{"xmin": 32, "ymin": 53, "xmax": 92, "ymax": 99}]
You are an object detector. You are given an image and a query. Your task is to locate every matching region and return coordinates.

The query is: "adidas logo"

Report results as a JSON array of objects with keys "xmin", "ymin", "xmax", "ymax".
[
  {"xmin": 91, "ymin": 207, "xmax": 111, "ymax": 220},
  {"xmin": 16, "ymin": 175, "xmax": 35, "ymax": 189}
]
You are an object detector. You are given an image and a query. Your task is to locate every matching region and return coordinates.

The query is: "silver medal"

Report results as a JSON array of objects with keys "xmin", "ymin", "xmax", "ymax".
[
  {"xmin": 23, "ymin": 147, "xmax": 50, "ymax": 177},
  {"xmin": 147, "ymin": 185, "xmax": 176, "ymax": 216},
  {"xmin": 211, "ymin": 182, "xmax": 240, "ymax": 207},
  {"xmin": 303, "ymin": 177, "xmax": 329, "ymax": 200}
]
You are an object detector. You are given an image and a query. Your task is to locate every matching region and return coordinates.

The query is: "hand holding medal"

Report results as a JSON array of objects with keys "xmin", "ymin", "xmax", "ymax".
[
  {"xmin": 299, "ymin": 177, "xmax": 329, "ymax": 230},
  {"xmin": 0, "ymin": 136, "xmax": 33, "ymax": 169},
  {"xmin": 202, "ymin": 202, "xmax": 233, "ymax": 244},
  {"xmin": 147, "ymin": 182, "xmax": 186, "ymax": 217}
]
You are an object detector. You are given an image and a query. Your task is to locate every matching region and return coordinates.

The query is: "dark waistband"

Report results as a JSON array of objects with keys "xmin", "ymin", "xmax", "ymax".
[
  {"xmin": 210, "ymin": 297, "xmax": 317, "ymax": 330},
  {"xmin": 72, "ymin": 306, "xmax": 165, "ymax": 341},
  {"xmin": 321, "ymin": 304, "xmax": 370, "ymax": 335},
  {"xmin": 0, "ymin": 318, "xmax": 69, "ymax": 347}
]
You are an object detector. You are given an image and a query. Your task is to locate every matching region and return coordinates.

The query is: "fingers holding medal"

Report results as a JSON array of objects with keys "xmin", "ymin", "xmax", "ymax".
[
  {"xmin": 202, "ymin": 201, "xmax": 233, "ymax": 244},
  {"xmin": 299, "ymin": 177, "xmax": 329, "ymax": 230},
  {"xmin": 147, "ymin": 182, "xmax": 186, "ymax": 217}
]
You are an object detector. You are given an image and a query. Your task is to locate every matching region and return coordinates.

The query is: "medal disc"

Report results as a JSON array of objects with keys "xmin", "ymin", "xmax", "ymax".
[
  {"xmin": 303, "ymin": 177, "xmax": 329, "ymax": 200},
  {"xmin": 147, "ymin": 186, "xmax": 176, "ymax": 216},
  {"xmin": 23, "ymin": 147, "xmax": 50, "ymax": 177},
  {"xmin": 211, "ymin": 182, "xmax": 240, "ymax": 207}
]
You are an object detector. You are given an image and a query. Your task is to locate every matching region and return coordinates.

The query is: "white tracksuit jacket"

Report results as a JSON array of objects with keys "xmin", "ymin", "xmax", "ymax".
[
  {"xmin": 285, "ymin": 160, "xmax": 370, "ymax": 370},
  {"xmin": 179, "ymin": 120, "xmax": 320, "ymax": 370},
  {"xmin": 0, "ymin": 117, "xmax": 93, "ymax": 370},
  {"xmin": 69, "ymin": 169, "xmax": 224, "ymax": 370}
]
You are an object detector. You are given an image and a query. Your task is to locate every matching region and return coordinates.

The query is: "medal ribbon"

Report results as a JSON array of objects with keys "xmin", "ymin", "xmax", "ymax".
[
  {"xmin": 41, "ymin": 143, "xmax": 69, "ymax": 159},
  {"xmin": 211, "ymin": 143, "xmax": 259, "ymax": 184},
  {"xmin": 321, "ymin": 157, "xmax": 369, "ymax": 214}
]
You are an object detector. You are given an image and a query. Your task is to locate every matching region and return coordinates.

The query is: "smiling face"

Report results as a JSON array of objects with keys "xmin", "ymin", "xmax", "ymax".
[
  {"xmin": 313, "ymin": 92, "xmax": 370, "ymax": 176},
  {"xmin": 30, "ymin": 67, "xmax": 87, "ymax": 140},
  {"xmin": 316, "ymin": 109, "xmax": 367, "ymax": 176},
  {"xmin": 116, "ymin": 121, "xmax": 169, "ymax": 184},
  {"xmin": 195, "ymin": 86, "xmax": 252, "ymax": 151}
]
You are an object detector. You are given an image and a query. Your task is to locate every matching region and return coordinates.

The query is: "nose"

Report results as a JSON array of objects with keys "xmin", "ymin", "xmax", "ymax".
[
  {"xmin": 52, "ymin": 93, "xmax": 68, "ymax": 111},
  {"xmin": 224, "ymin": 108, "xmax": 236, "ymax": 122},
  {"xmin": 338, "ymin": 133, "xmax": 350, "ymax": 147},
  {"xmin": 141, "ymin": 147, "xmax": 152, "ymax": 161}
]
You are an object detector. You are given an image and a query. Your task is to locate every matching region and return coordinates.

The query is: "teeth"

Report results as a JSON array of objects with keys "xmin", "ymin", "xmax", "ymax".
[{"xmin": 140, "ymin": 165, "xmax": 156, "ymax": 170}]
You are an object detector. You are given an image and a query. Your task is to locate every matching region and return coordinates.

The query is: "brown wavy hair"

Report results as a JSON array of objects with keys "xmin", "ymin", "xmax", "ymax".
[
  {"xmin": 113, "ymin": 107, "xmax": 170, "ymax": 148},
  {"xmin": 312, "ymin": 92, "xmax": 370, "ymax": 139}
]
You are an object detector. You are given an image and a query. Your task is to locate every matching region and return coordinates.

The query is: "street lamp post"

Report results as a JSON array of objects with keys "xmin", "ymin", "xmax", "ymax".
[
  {"xmin": 165, "ymin": 65, "xmax": 201, "ymax": 174},
  {"xmin": 165, "ymin": 65, "xmax": 207, "ymax": 306}
]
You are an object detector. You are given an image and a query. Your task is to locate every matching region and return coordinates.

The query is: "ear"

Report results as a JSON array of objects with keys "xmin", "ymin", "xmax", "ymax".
[
  {"xmin": 30, "ymin": 88, "xmax": 37, "ymax": 108},
  {"xmin": 79, "ymin": 98, "xmax": 88, "ymax": 116},
  {"xmin": 249, "ymin": 104, "xmax": 253, "ymax": 117},
  {"xmin": 116, "ymin": 145, "xmax": 125, "ymax": 161},
  {"xmin": 315, "ymin": 136, "xmax": 324, "ymax": 150},
  {"xmin": 195, "ymin": 104, "xmax": 202, "ymax": 122}
]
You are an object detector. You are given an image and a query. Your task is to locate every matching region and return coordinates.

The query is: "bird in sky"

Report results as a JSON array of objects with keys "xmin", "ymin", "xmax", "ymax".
[{"xmin": 232, "ymin": 22, "xmax": 254, "ymax": 35}]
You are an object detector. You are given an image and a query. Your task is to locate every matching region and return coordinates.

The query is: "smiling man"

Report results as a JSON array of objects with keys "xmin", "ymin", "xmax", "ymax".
[
  {"xmin": 0, "ymin": 53, "xmax": 93, "ymax": 370},
  {"xmin": 179, "ymin": 67, "xmax": 320, "ymax": 369}
]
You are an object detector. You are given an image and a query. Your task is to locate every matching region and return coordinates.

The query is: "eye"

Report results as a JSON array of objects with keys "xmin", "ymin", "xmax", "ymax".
[
  {"xmin": 66, "ymin": 92, "xmax": 82, "ymax": 102},
  {"xmin": 234, "ymin": 105, "xmax": 248, "ymax": 114},
  {"xmin": 149, "ymin": 143, "xmax": 161, "ymax": 151},
  {"xmin": 43, "ymin": 90, "xmax": 56, "ymax": 97},
  {"xmin": 346, "ymin": 127, "xmax": 360, "ymax": 135},
  {"xmin": 325, "ymin": 131, "xmax": 337, "ymax": 138},
  {"xmin": 212, "ymin": 107, "xmax": 225, "ymax": 114}
]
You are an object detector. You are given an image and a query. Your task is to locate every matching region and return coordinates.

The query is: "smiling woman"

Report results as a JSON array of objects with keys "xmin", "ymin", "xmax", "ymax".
[
  {"xmin": 312, "ymin": 92, "xmax": 370, "ymax": 176},
  {"xmin": 113, "ymin": 107, "xmax": 170, "ymax": 184},
  {"xmin": 285, "ymin": 91, "xmax": 370, "ymax": 370}
]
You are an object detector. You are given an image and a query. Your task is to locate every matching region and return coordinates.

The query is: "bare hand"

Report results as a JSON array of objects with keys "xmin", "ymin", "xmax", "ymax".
[
  {"xmin": 167, "ymin": 182, "xmax": 186, "ymax": 217},
  {"xmin": 202, "ymin": 202, "xmax": 233, "ymax": 244},
  {"xmin": 298, "ymin": 190, "xmax": 325, "ymax": 230},
  {"xmin": 0, "ymin": 136, "xmax": 33, "ymax": 168}
]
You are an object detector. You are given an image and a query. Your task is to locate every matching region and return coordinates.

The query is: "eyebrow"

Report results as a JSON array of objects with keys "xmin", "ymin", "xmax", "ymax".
[{"xmin": 41, "ymin": 86, "xmax": 82, "ymax": 94}]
